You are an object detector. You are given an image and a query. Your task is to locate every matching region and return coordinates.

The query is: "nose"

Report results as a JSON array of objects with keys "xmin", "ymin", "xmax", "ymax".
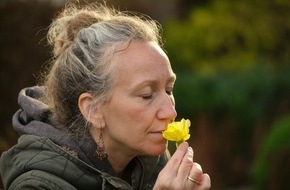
[{"xmin": 157, "ymin": 92, "xmax": 177, "ymax": 122}]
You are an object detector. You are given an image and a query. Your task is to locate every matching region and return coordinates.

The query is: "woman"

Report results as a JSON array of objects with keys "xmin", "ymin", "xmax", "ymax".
[{"xmin": 0, "ymin": 3, "xmax": 210, "ymax": 190}]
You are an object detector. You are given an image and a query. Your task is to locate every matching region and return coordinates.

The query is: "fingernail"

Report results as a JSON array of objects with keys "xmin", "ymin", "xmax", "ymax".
[
  {"xmin": 188, "ymin": 147, "xmax": 193, "ymax": 161},
  {"xmin": 188, "ymin": 147, "xmax": 193, "ymax": 153}
]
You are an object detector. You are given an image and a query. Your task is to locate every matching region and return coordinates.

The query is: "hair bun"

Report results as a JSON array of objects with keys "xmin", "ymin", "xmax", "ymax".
[{"xmin": 47, "ymin": 4, "xmax": 104, "ymax": 57}]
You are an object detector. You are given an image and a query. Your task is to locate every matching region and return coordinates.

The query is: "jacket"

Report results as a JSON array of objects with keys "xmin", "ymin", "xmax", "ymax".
[{"xmin": 0, "ymin": 86, "xmax": 170, "ymax": 190}]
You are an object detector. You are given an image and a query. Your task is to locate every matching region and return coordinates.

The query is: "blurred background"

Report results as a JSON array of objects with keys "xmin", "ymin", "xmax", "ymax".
[{"xmin": 0, "ymin": 0, "xmax": 290, "ymax": 189}]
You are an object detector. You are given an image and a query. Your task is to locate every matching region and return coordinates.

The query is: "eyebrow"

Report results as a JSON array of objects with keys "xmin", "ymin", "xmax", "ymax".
[{"xmin": 129, "ymin": 74, "xmax": 176, "ymax": 91}]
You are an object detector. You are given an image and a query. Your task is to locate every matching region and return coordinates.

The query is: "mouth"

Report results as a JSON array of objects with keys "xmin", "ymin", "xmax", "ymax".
[
  {"xmin": 150, "ymin": 131, "xmax": 162, "ymax": 134},
  {"xmin": 148, "ymin": 131, "xmax": 167, "ymax": 142},
  {"xmin": 150, "ymin": 129, "xmax": 165, "ymax": 134}
]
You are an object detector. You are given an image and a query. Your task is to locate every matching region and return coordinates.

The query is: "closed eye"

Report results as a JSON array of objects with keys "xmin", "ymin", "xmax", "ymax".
[{"xmin": 141, "ymin": 94, "xmax": 153, "ymax": 100}]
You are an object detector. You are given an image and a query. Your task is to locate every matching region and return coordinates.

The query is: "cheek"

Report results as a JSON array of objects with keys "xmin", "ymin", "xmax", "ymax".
[
  {"xmin": 120, "ymin": 103, "xmax": 156, "ymax": 133},
  {"xmin": 107, "ymin": 99, "xmax": 149, "ymax": 125},
  {"xmin": 125, "ymin": 105, "xmax": 150, "ymax": 124}
]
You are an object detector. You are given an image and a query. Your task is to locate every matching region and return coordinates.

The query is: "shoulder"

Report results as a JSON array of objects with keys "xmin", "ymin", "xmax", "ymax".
[
  {"xmin": 9, "ymin": 170, "xmax": 77, "ymax": 190},
  {"xmin": 1, "ymin": 135, "xmax": 102, "ymax": 190}
]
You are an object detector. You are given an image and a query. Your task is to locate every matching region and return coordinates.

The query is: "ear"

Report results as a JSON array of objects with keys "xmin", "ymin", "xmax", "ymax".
[{"xmin": 78, "ymin": 92, "xmax": 104, "ymax": 129}]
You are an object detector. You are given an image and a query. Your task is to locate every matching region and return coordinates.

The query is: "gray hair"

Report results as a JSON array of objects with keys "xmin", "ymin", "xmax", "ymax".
[{"xmin": 43, "ymin": 3, "xmax": 162, "ymax": 135}]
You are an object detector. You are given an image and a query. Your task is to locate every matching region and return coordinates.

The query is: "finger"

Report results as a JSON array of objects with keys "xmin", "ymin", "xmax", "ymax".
[
  {"xmin": 165, "ymin": 142, "xmax": 189, "ymax": 174},
  {"xmin": 176, "ymin": 145, "xmax": 194, "ymax": 182},
  {"xmin": 198, "ymin": 173, "xmax": 211, "ymax": 189},
  {"xmin": 189, "ymin": 162, "xmax": 203, "ymax": 180},
  {"xmin": 186, "ymin": 162, "xmax": 203, "ymax": 188},
  {"xmin": 153, "ymin": 143, "xmax": 190, "ymax": 189}
]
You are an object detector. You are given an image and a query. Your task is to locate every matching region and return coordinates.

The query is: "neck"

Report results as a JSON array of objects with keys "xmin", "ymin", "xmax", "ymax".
[
  {"xmin": 107, "ymin": 151, "xmax": 134, "ymax": 177},
  {"xmin": 90, "ymin": 128, "xmax": 135, "ymax": 177}
]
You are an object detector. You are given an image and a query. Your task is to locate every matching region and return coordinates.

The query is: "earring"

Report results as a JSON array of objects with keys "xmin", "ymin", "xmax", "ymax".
[{"xmin": 96, "ymin": 128, "xmax": 107, "ymax": 160}]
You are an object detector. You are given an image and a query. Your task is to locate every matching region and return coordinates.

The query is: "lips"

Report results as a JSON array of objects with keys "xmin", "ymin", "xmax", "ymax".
[
  {"xmin": 149, "ymin": 131, "xmax": 162, "ymax": 135},
  {"xmin": 150, "ymin": 129, "xmax": 165, "ymax": 134}
]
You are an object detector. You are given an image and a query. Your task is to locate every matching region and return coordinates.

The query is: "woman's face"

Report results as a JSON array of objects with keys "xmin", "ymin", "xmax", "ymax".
[{"xmin": 101, "ymin": 40, "xmax": 177, "ymax": 157}]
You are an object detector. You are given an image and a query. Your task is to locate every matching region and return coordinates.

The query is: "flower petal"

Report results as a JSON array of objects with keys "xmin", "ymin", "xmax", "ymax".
[{"xmin": 162, "ymin": 118, "xmax": 191, "ymax": 143}]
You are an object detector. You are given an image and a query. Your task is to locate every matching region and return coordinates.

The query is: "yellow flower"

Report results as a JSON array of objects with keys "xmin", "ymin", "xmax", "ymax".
[{"xmin": 162, "ymin": 118, "xmax": 191, "ymax": 146}]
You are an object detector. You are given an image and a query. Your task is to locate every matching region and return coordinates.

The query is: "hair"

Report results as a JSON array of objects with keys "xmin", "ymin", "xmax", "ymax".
[{"xmin": 43, "ymin": 2, "xmax": 162, "ymax": 136}]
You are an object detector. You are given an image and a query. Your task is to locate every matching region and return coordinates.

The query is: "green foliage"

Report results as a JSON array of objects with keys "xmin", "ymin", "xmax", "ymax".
[
  {"xmin": 163, "ymin": 0, "xmax": 290, "ymax": 75},
  {"xmin": 174, "ymin": 66, "xmax": 283, "ymax": 119},
  {"xmin": 174, "ymin": 65, "xmax": 290, "ymax": 154},
  {"xmin": 252, "ymin": 116, "xmax": 290, "ymax": 190}
]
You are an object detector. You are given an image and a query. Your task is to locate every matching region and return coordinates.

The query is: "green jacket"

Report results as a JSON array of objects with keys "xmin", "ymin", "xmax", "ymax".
[
  {"xmin": 0, "ymin": 86, "xmax": 170, "ymax": 190},
  {"xmin": 0, "ymin": 134, "xmax": 169, "ymax": 190}
]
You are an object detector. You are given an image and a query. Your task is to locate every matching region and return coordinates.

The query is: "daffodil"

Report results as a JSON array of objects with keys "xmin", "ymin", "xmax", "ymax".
[{"xmin": 162, "ymin": 118, "xmax": 191, "ymax": 147}]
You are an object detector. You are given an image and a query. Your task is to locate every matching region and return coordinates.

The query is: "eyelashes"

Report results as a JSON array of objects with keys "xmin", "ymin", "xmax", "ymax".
[
  {"xmin": 142, "ymin": 95, "xmax": 153, "ymax": 100},
  {"xmin": 141, "ymin": 89, "xmax": 174, "ymax": 101}
]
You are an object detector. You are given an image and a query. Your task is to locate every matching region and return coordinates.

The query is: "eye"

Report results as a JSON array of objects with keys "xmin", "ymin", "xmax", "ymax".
[{"xmin": 141, "ymin": 93, "xmax": 153, "ymax": 100}]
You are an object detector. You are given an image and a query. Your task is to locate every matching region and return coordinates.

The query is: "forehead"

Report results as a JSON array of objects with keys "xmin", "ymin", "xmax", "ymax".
[{"xmin": 113, "ymin": 40, "xmax": 172, "ymax": 74}]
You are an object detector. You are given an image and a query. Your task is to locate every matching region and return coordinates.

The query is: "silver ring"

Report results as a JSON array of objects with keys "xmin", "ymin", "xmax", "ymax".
[{"xmin": 187, "ymin": 176, "xmax": 200, "ymax": 185}]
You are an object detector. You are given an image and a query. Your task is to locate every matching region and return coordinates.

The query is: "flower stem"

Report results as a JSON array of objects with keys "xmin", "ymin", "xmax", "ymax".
[{"xmin": 176, "ymin": 140, "xmax": 183, "ymax": 147}]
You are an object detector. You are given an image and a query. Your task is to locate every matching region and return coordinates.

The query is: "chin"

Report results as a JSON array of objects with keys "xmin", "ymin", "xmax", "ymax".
[{"xmin": 147, "ymin": 143, "xmax": 168, "ymax": 156}]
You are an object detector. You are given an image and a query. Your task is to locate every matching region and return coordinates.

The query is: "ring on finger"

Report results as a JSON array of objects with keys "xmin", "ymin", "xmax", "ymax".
[{"xmin": 187, "ymin": 176, "xmax": 200, "ymax": 185}]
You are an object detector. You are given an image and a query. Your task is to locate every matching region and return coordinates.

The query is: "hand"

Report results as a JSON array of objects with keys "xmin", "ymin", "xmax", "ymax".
[{"xmin": 153, "ymin": 142, "xmax": 211, "ymax": 190}]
